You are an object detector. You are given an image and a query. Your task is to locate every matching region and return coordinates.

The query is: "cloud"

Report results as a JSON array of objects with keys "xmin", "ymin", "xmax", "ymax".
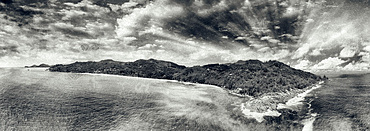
[
  {"xmin": 291, "ymin": 2, "xmax": 370, "ymax": 70},
  {"xmin": 0, "ymin": 13, "xmax": 21, "ymax": 34},
  {"xmin": 293, "ymin": 59, "xmax": 311, "ymax": 69},
  {"xmin": 1, "ymin": 0, "xmax": 369, "ymax": 71},
  {"xmin": 193, "ymin": 0, "xmax": 230, "ymax": 17},
  {"xmin": 0, "ymin": 45, "xmax": 18, "ymax": 56},
  {"xmin": 260, "ymin": 36, "xmax": 280, "ymax": 44},
  {"xmin": 64, "ymin": 0, "xmax": 108, "ymax": 11},
  {"xmin": 60, "ymin": 9, "xmax": 87, "ymax": 20},
  {"xmin": 108, "ymin": 2, "xmax": 138, "ymax": 12},
  {"xmin": 0, "ymin": 0, "xmax": 306, "ymax": 67},
  {"xmin": 339, "ymin": 45, "xmax": 358, "ymax": 58},
  {"xmin": 115, "ymin": 0, "xmax": 184, "ymax": 38},
  {"xmin": 52, "ymin": 22, "xmax": 92, "ymax": 38},
  {"xmin": 311, "ymin": 57, "xmax": 346, "ymax": 70}
]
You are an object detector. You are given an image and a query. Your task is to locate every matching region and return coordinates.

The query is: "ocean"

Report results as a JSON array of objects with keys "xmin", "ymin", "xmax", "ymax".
[
  {"xmin": 0, "ymin": 68, "xmax": 369, "ymax": 131},
  {"xmin": 306, "ymin": 73, "xmax": 370, "ymax": 131}
]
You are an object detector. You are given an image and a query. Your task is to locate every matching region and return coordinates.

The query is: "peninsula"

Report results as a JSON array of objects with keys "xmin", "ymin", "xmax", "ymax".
[{"xmin": 48, "ymin": 59, "xmax": 327, "ymax": 97}]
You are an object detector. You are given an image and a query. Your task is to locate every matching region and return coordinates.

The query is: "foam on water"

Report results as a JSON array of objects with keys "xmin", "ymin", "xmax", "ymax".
[
  {"xmin": 276, "ymin": 82, "xmax": 324, "ymax": 131},
  {"xmin": 301, "ymin": 113, "xmax": 317, "ymax": 131},
  {"xmin": 277, "ymin": 81, "xmax": 324, "ymax": 110},
  {"xmin": 240, "ymin": 81, "xmax": 324, "ymax": 125},
  {"xmin": 240, "ymin": 104, "xmax": 281, "ymax": 122}
]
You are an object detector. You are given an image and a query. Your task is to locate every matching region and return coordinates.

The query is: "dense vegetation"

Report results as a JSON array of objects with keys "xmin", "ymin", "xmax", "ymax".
[{"xmin": 49, "ymin": 59, "xmax": 326, "ymax": 97}]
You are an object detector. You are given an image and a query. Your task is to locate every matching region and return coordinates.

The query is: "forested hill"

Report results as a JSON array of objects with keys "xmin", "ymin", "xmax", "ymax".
[{"xmin": 48, "ymin": 59, "xmax": 327, "ymax": 97}]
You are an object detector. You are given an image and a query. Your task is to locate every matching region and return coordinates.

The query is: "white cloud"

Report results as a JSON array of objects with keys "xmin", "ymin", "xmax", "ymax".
[
  {"xmin": 115, "ymin": 0, "xmax": 184, "ymax": 38},
  {"xmin": 62, "ymin": 0, "xmax": 110, "ymax": 20},
  {"xmin": 1, "ymin": 0, "xmax": 369, "ymax": 71},
  {"xmin": 292, "ymin": 44, "xmax": 310, "ymax": 59},
  {"xmin": 294, "ymin": 59, "xmax": 311, "ymax": 69},
  {"xmin": 310, "ymin": 48, "xmax": 322, "ymax": 56},
  {"xmin": 339, "ymin": 45, "xmax": 358, "ymax": 58},
  {"xmin": 363, "ymin": 44, "xmax": 370, "ymax": 52},
  {"xmin": 342, "ymin": 62, "xmax": 370, "ymax": 71},
  {"xmin": 85, "ymin": 21, "xmax": 114, "ymax": 37},
  {"xmin": 283, "ymin": 6, "xmax": 301, "ymax": 17},
  {"xmin": 195, "ymin": 0, "xmax": 229, "ymax": 16},
  {"xmin": 297, "ymin": 7, "xmax": 370, "ymax": 60},
  {"xmin": 108, "ymin": 2, "xmax": 138, "ymax": 12},
  {"xmin": 359, "ymin": 52, "xmax": 370, "ymax": 63},
  {"xmin": 64, "ymin": 0, "xmax": 96, "ymax": 9},
  {"xmin": 60, "ymin": 9, "xmax": 87, "ymax": 20},
  {"xmin": 311, "ymin": 57, "xmax": 346, "ymax": 70},
  {"xmin": 137, "ymin": 44, "xmax": 163, "ymax": 50},
  {"xmin": 0, "ymin": 14, "xmax": 21, "ymax": 34}
]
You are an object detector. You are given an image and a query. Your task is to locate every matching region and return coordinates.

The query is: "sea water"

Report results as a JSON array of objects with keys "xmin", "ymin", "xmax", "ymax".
[
  {"xmin": 304, "ymin": 73, "xmax": 370, "ymax": 131},
  {"xmin": 1, "ymin": 68, "xmax": 369, "ymax": 130}
]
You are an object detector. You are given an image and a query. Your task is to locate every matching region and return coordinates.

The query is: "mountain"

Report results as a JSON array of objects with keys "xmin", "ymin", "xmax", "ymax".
[{"xmin": 49, "ymin": 59, "xmax": 326, "ymax": 97}]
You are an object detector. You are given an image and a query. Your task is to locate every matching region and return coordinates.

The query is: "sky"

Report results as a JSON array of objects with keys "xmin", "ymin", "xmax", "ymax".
[{"xmin": 0, "ymin": 0, "xmax": 369, "ymax": 71}]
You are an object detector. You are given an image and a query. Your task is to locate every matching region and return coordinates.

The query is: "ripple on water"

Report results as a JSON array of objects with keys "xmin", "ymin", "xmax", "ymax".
[{"xmin": 0, "ymin": 83, "xmax": 160, "ymax": 130}]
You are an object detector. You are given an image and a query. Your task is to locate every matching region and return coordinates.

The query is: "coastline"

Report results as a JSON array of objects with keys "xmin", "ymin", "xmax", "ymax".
[
  {"xmin": 277, "ymin": 81, "xmax": 324, "ymax": 110},
  {"xmin": 78, "ymin": 72, "xmax": 222, "ymax": 88},
  {"xmin": 240, "ymin": 81, "xmax": 325, "ymax": 123},
  {"xmin": 47, "ymin": 70, "xmax": 326, "ymax": 129}
]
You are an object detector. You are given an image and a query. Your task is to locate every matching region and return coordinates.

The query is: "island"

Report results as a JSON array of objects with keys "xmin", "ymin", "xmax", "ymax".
[
  {"xmin": 48, "ymin": 59, "xmax": 327, "ymax": 97},
  {"xmin": 25, "ymin": 63, "xmax": 51, "ymax": 68}
]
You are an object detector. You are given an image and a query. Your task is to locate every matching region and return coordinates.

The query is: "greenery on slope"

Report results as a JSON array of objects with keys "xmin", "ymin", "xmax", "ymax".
[{"xmin": 49, "ymin": 59, "xmax": 326, "ymax": 97}]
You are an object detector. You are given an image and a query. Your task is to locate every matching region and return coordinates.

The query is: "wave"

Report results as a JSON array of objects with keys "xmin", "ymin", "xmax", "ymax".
[
  {"xmin": 277, "ymin": 81, "xmax": 324, "ymax": 110},
  {"xmin": 278, "ymin": 82, "xmax": 324, "ymax": 131},
  {"xmin": 240, "ymin": 106, "xmax": 281, "ymax": 123},
  {"xmin": 240, "ymin": 81, "xmax": 324, "ymax": 124},
  {"xmin": 301, "ymin": 113, "xmax": 318, "ymax": 131}
]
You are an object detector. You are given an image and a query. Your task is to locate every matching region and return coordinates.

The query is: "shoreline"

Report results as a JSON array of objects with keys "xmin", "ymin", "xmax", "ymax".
[
  {"xmin": 78, "ymin": 72, "xmax": 223, "ymax": 88},
  {"xmin": 240, "ymin": 81, "xmax": 325, "ymax": 123},
  {"xmin": 46, "ymin": 70, "xmax": 326, "ymax": 128},
  {"xmin": 277, "ymin": 81, "xmax": 324, "ymax": 110}
]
